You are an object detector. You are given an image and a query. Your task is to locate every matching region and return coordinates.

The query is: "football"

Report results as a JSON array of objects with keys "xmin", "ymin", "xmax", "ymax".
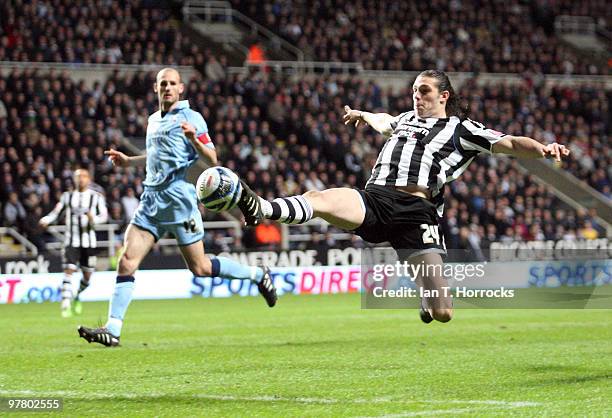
[{"xmin": 196, "ymin": 166, "xmax": 243, "ymax": 212}]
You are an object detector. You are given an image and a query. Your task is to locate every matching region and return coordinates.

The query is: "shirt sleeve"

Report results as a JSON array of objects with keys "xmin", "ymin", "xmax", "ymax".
[
  {"xmin": 189, "ymin": 111, "xmax": 214, "ymax": 150},
  {"xmin": 93, "ymin": 193, "xmax": 109, "ymax": 224},
  {"xmin": 455, "ymin": 119, "xmax": 507, "ymax": 155},
  {"xmin": 40, "ymin": 192, "xmax": 68, "ymax": 225}
]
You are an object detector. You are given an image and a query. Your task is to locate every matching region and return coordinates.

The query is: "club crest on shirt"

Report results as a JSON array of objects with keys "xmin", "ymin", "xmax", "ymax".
[{"xmin": 396, "ymin": 123, "xmax": 430, "ymax": 140}]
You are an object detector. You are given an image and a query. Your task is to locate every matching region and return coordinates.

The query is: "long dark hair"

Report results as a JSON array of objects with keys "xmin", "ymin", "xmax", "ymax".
[{"xmin": 418, "ymin": 70, "xmax": 468, "ymax": 119}]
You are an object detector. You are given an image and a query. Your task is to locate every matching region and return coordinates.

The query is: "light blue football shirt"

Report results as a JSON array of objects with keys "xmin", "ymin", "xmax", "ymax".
[{"xmin": 143, "ymin": 100, "xmax": 213, "ymax": 188}]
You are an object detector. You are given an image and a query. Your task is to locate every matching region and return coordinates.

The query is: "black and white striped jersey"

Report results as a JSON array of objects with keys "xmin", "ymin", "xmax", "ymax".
[
  {"xmin": 41, "ymin": 189, "xmax": 109, "ymax": 248},
  {"xmin": 366, "ymin": 111, "xmax": 507, "ymax": 216}
]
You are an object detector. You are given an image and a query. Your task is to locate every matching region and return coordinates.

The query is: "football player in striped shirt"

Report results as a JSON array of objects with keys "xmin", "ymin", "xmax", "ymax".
[
  {"xmin": 238, "ymin": 69, "xmax": 569, "ymax": 324},
  {"xmin": 40, "ymin": 168, "xmax": 108, "ymax": 317}
]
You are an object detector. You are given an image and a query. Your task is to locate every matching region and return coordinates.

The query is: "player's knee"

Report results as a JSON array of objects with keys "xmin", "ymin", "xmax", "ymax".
[
  {"xmin": 303, "ymin": 190, "xmax": 323, "ymax": 202},
  {"xmin": 432, "ymin": 308, "xmax": 453, "ymax": 323},
  {"xmin": 303, "ymin": 190, "xmax": 326, "ymax": 212},
  {"xmin": 118, "ymin": 252, "xmax": 138, "ymax": 275}
]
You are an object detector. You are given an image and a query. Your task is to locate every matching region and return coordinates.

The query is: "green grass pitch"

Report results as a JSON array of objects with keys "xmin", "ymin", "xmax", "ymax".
[{"xmin": 0, "ymin": 293, "xmax": 610, "ymax": 417}]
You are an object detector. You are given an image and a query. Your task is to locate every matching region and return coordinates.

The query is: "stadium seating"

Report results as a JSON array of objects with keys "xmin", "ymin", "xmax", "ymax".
[
  {"xmin": 0, "ymin": 0, "xmax": 204, "ymax": 67},
  {"xmin": 458, "ymin": 80, "xmax": 611, "ymax": 197},
  {"xmin": 230, "ymin": 0, "xmax": 608, "ymax": 74},
  {"xmin": 4, "ymin": 0, "xmax": 606, "ymax": 74}
]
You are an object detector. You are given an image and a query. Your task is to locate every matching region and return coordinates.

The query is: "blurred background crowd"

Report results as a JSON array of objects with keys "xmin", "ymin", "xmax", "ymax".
[{"xmin": 232, "ymin": 0, "xmax": 609, "ymax": 74}]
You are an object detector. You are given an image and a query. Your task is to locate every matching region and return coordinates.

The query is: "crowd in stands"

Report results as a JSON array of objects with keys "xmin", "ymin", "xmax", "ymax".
[
  {"xmin": 1, "ymin": 66, "xmax": 608, "ymax": 254},
  {"xmin": 232, "ymin": 0, "xmax": 608, "ymax": 74},
  {"xmin": 0, "ymin": 0, "xmax": 217, "ymax": 69},
  {"xmin": 3, "ymin": 0, "xmax": 608, "ymax": 75},
  {"xmin": 458, "ymin": 78, "xmax": 611, "ymax": 197},
  {"xmin": 0, "ymin": 69, "xmax": 140, "ymax": 245}
]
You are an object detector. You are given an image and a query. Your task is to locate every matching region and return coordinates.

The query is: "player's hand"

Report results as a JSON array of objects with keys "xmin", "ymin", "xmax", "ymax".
[
  {"xmin": 343, "ymin": 105, "xmax": 367, "ymax": 128},
  {"xmin": 181, "ymin": 122, "xmax": 197, "ymax": 141},
  {"xmin": 542, "ymin": 143, "xmax": 570, "ymax": 162},
  {"xmin": 105, "ymin": 149, "xmax": 130, "ymax": 167},
  {"xmin": 39, "ymin": 219, "xmax": 48, "ymax": 229},
  {"xmin": 87, "ymin": 211, "xmax": 94, "ymax": 223}
]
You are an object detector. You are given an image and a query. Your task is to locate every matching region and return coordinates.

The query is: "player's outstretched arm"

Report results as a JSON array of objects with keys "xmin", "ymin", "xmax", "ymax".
[
  {"xmin": 105, "ymin": 149, "xmax": 146, "ymax": 167},
  {"xmin": 492, "ymin": 136, "xmax": 570, "ymax": 162},
  {"xmin": 181, "ymin": 122, "xmax": 218, "ymax": 167},
  {"xmin": 39, "ymin": 193, "xmax": 67, "ymax": 228},
  {"xmin": 343, "ymin": 105, "xmax": 396, "ymax": 138}
]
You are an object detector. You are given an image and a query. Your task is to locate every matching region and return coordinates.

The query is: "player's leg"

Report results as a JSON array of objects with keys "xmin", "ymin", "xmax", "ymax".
[
  {"xmin": 72, "ymin": 269, "xmax": 92, "ymax": 315},
  {"xmin": 177, "ymin": 229, "xmax": 277, "ymax": 307},
  {"xmin": 60, "ymin": 246, "xmax": 79, "ymax": 317},
  {"xmin": 60, "ymin": 267, "xmax": 76, "ymax": 317},
  {"xmin": 75, "ymin": 270, "xmax": 92, "ymax": 299},
  {"xmin": 302, "ymin": 188, "xmax": 366, "ymax": 230},
  {"xmin": 241, "ymin": 184, "xmax": 365, "ymax": 230},
  {"xmin": 177, "ymin": 178, "xmax": 277, "ymax": 305},
  {"xmin": 106, "ymin": 224, "xmax": 156, "ymax": 335},
  {"xmin": 78, "ymin": 224, "xmax": 156, "ymax": 346},
  {"xmin": 73, "ymin": 249, "xmax": 96, "ymax": 315},
  {"xmin": 409, "ymin": 252, "xmax": 453, "ymax": 323}
]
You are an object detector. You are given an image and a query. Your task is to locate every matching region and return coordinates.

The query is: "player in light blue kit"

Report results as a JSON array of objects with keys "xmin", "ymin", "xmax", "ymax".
[{"xmin": 78, "ymin": 68, "xmax": 277, "ymax": 347}]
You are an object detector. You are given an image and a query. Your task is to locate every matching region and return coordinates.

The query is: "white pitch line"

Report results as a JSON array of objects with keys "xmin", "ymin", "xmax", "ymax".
[
  {"xmin": 366, "ymin": 406, "xmax": 510, "ymax": 417},
  {"xmin": 0, "ymin": 389, "xmax": 541, "ymax": 408},
  {"xmin": 407, "ymin": 399, "xmax": 540, "ymax": 407}
]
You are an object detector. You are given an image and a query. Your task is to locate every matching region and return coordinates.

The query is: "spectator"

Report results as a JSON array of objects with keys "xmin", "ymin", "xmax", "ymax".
[
  {"xmin": 246, "ymin": 42, "xmax": 266, "ymax": 65},
  {"xmin": 23, "ymin": 206, "xmax": 46, "ymax": 250},
  {"xmin": 121, "ymin": 187, "xmax": 139, "ymax": 220},
  {"xmin": 3, "ymin": 192, "xmax": 26, "ymax": 229},
  {"xmin": 205, "ymin": 56, "xmax": 226, "ymax": 82},
  {"xmin": 579, "ymin": 220, "xmax": 599, "ymax": 240}
]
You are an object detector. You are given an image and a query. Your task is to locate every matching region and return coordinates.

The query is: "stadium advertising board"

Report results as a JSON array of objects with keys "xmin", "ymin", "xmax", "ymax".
[
  {"xmin": 139, "ymin": 241, "xmax": 612, "ymax": 269},
  {"xmin": 0, "ymin": 266, "xmax": 361, "ymax": 304},
  {"xmin": 139, "ymin": 248, "xmax": 361, "ymax": 269},
  {"xmin": 1, "ymin": 261, "xmax": 610, "ymax": 305},
  {"xmin": 490, "ymin": 238, "xmax": 612, "ymax": 261},
  {"xmin": 0, "ymin": 254, "xmax": 62, "ymax": 275}
]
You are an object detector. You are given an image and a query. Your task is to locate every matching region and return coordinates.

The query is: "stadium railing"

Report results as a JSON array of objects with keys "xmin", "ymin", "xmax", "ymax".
[
  {"xmin": 183, "ymin": 0, "xmax": 305, "ymax": 62},
  {"xmin": 44, "ymin": 221, "xmax": 245, "ymax": 257},
  {"xmin": 0, "ymin": 227, "xmax": 39, "ymax": 257},
  {"xmin": 555, "ymin": 15, "xmax": 599, "ymax": 34},
  {"xmin": 46, "ymin": 224, "xmax": 121, "ymax": 256},
  {"xmin": 2, "ymin": 61, "xmax": 609, "ymax": 92},
  {"xmin": 518, "ymin": 159, "xmax": 612, "ymax": 232},
  {"xmin": 234, "ymin": 60, "xmax": 364, "ymax": 75},
  {"xmin": 39, "ymin": 221, "xmax": 356, "ymax": 255},
  {"xmin": 554, "ymin": 14, "xmax": 611, "ymax": 42},
  {"xmin": 0, "ymin": 62, "xmax": 197, "ymax": 88},
  {"xmin": 232, "ymin": 63, "xmax": 612, "ymax": 90}
]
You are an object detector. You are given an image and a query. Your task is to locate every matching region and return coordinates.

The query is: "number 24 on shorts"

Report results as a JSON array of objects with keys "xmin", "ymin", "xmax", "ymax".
[{"xmin": 420, "ymin": 224, "xmax": 442, "ymax": 246}]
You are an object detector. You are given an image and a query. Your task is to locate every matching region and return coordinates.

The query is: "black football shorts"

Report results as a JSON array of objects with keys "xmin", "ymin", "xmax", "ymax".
[
  {"xmin": 62, "ymin": 246, "xmax": 97, "ymax": 272},
  {"xmin": 353, "ymin": 185, "xmax": 446, "ymax": 257}
]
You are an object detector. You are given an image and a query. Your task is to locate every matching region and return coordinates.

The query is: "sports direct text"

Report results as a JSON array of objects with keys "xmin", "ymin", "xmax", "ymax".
[{"xmin": 371, "ymin": 261, "xmax": 486, "ymax": 282}]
